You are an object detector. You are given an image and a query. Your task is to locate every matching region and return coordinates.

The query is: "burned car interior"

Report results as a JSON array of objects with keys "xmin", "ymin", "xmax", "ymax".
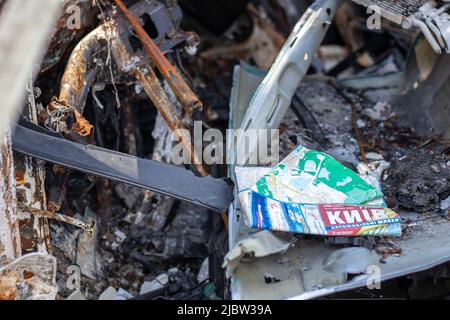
[{"xmin": 0, "ymin": 0, "xmax": 449, "ymax": 301}]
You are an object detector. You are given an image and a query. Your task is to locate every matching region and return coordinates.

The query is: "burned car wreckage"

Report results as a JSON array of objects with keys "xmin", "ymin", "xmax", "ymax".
[{"xmin": 0, "ymin": 0, "xmax": 449, "ymax": 300}]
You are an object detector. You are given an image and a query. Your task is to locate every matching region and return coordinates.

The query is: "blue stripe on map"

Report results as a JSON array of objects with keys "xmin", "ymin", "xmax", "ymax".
[
  {"xmin": 252, "ymin": 192, "xmax": 272, "ymax": 229},
  {"xmin": 281, "ymin": 203, "xmax": 307, "ymax": 234},
  {"xmin": 250, "ymin": 191, "xmax": 259, "ymax": 228},
  {"xmin": 281, "ymin": 203, "xmax": 297, "ymax": 233}
]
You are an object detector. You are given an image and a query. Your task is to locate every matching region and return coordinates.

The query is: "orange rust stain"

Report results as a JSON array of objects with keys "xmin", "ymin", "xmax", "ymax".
[
  {"xmin": 73, "ymin": 110, "xmax": 94, "ymax": 137},
  {"xmin": 23, "ymin": 271, "xmax": 34, "ymax": 280},
  {"xmin": 52, "ymin": 164, "xmax": 65, "ymax": 174},
  {"xmin": 114, "ymin": 0, "xmax": 202, "ymax": 111},
  {"xmin": 47, "ymin": 202, "xmax": 60, "ymax": 213},
  {"xmin": 0, "ymin": 277, "xmax": 17, "ymax": 300},
  {"xmin": 15, "ymin": 170, "xmax": 26, "ymax": 186},
  {"xmin": 0, "ymin": 289, "xmax": 16, "ymax": 300},
  {"xmin": 19, "ymin": 234, "xmax": 35, "ymax": 252}
]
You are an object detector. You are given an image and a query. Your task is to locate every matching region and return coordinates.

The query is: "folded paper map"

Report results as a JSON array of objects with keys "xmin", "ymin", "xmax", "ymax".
[{"xmin": 236, "ymin": 145, "xmax": 401, "ymax": 236}]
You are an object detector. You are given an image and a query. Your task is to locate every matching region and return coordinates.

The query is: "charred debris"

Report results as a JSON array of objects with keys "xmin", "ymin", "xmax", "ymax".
[{"xmin": 0, "ymin": 0, "xmax": 450, "ymax": 300}]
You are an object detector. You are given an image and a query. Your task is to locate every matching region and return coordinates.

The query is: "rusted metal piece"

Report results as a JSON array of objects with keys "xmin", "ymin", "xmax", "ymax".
[
  {"xmin": 136, "ymin": 66, "xmax": 208, "ymax": 177},
  {"xmin": 50, "ymin": 20, "xmax": 115, "ymax": 140},
  {"xmin": 73, "ymin": 109, "xmax": 94, "ymax": 137},
  {"xmin": 57, "ymin": 22, "xmax": 115, "ymax": 113},
  {"xmin": 14, "ymin": 80, "xmax": 52, "ymax": 254},
  {"xmin": 15, "ymin": 163, "xmax": 53, "ymax": 254},
  {"xmin": 15, "ymin": 159, "xmax": 53, "ymax": 254},
  {"xmin": 0, "ymin": 130, "xmax": 21, "ymax": 266},
  {"xmin": 114, "ymin": 0, "xmax": 203, "ymax": 113},
  {"xmin": 49, "ymin": 18, "xmax": 130, "ymax": 140},
  {"xmin": 57, "ymin": 0, "xmax": 193, "ymax": 113},
  {"xmin": 17, "ymin": 204, "xmax": 95, "ymax": 237},
  {"xmin": 0, "ymin": 253, "xmax": 57, "ymax": 300},
  {"xmin": 53, "ymin": 0, "xmax": 193, "ymax": 140},
  {"xmin": 114, "ymin": 0, "xmax": 193, "ymax": 56},
  {"xmin": 44, "ymin": 97, "xmax": 94, "ymax": 145},
  {"xmin": 0, "ymin": 0, "xmax": 60, "ymax": 274}
]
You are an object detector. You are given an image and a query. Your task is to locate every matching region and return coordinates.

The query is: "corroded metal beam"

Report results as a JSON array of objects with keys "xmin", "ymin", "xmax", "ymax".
[
  {"xmin": 0, "ymin": 129, "xmax": 21, "ymax": 266},
  {"xmin": 114, "ymin": 0, "xmax": 203, "ymax": 113}
]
